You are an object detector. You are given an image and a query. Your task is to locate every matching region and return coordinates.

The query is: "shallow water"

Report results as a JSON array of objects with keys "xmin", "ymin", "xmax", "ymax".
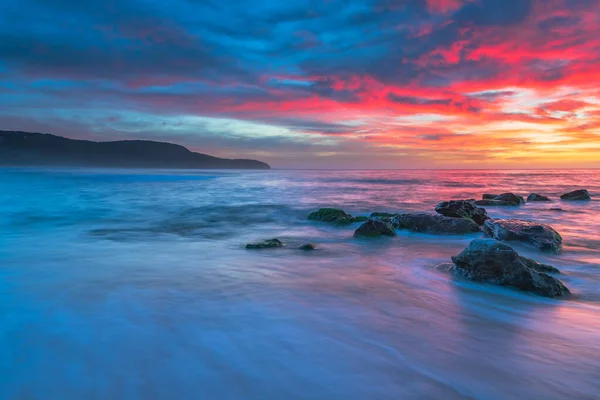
[{"xmin": 1, "ymin": 168, "xmax": 599, "ymax": 399}]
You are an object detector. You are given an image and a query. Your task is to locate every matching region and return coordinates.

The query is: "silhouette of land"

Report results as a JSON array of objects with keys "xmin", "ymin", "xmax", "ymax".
[{"xmin": 0, "ymin": 131, "xmax": 270, "ymax": 169}]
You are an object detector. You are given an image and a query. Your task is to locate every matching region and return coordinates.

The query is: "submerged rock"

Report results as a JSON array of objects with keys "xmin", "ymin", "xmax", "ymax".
[
  {"xmin": 474, "ymin": 199, "xmax": 519, "ymax": 207},
  {"xmin": 246, "ymin": 238, "xmax": 283, "ymax": 249},
  {"xmin": 308, "ymin": 208, "xmax": 367, "ymax": 225},
  {"xmin": 482, "ymin": 219, "xmax": 562, "ymax": 253},
  {"xmin": 435, "ymin": 200, "xmax": 489, "ymax": 225},
  {"xmin": 527, "ymin": 193, "xmax": 551, "ymax": 202},
  {"xmin": 354, "ymin": 219, "xmax": 396, "ymax": 238},
  {"xmin": 393, "ymin": 213, "xmax": 479, "ymax": 234},
  {"xmin": 299, "ymin": 243, "xmax": 317, "ymax": 251},
  {"xmin": 451, "ymin": 239, "xmax": 569, "ymax": 297},
  {"xmin": 482, "ymin": 193, "xmax": 498, "ymax": 200},
  {"xmin": 560, "ymin": 189, "xmax": 590, "ymax": 201},
  {"xmin": 494, "ymin": 193, "xmax": 525, "ymax": 205}
]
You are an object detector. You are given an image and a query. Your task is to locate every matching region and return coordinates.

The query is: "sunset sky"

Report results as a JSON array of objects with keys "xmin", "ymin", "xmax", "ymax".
[{"xmin": 1, "ymin": 0, "xmax": 599, "ymax": 168}]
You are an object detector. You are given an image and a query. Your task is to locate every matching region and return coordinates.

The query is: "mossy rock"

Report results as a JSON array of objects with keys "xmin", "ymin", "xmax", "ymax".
[
  {"xmin": 246, "ymin": 238, "xmax": 283, "ymax": 249},
  {"xmin": 308, "ymin": 208, "xmax": 351, "ymax": 222},
  {"xmin": 354, "ymin": 220, "xmax": 396, "ymax": 238},
  {"xmin": 308, "ymin": 208, "xmax": 367, "ymax": 225}
]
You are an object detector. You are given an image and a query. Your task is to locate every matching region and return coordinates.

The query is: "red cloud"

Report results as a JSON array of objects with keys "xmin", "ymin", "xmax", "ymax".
[{"xmin": 425, "ymin": 0, "xmax": 471, "ymax": 14}]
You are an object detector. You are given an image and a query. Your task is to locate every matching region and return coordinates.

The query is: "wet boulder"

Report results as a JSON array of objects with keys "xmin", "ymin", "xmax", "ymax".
[
  {"xmin": 370, "ymin": 212, "xmax": 400, "ymax": 224},
  {"xmin": 451, "ymin": 239, "xmax": 569, "ymax": 297},
  {"xmin": 435, "ymin": 200, "xmax": 489, "ymax": 225},
  {"xmin": 560, "ymin": 189, "xmax": 590, "ymax": 201},
  {"xmin": 354, "ymin": 219, "xmax": 396, "ymax": 238},
  {"xmin": 392, "ymin": 213, "xmax": 479, "ymax": 234},
  {"xmin": 520, "ymin": 256, "xmax": 560, "ymax": 274},
  {"xmin": 494, "ymin": 193, "xmax": 525, "ymax": 205},
  {"xmin": 308, "ymin": 208, "xmax": 367, "ymax": 225},
  {"xmin": 482, "ymin": 219, "xmax": 562, "ymax": 253},
  {"xmin": 308, "ymin": 208, "xmax": 351, "ymax": 223},
  {"xmin": 299, "ymin": 243, "xmax": 317, "ymax": 251},
  {"xmin": 370, "ymin": 212, "xmax": 399, "ymax": 219},
  {"xmin": 246, "ymin": 238, "xmax": 283, "ymax": 249},
  {"xmin": 482, "ymin": 193, "xmax": 498, "ymax": 200},
  {"xmin": 474, "ymin": 199, "xmax": 519, "ymax": 207},
  {"xmin": 527, "ymin": 193, "xmax": 551, "ymax": 202}
]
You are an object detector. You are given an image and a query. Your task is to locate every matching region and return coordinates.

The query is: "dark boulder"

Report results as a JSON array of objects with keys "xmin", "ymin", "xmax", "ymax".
[
  {"xmin": 494, "ymin": 193, "xmax": 525, "ymax": 204},
  {"xmin": 560, "ymin": 189, "xmax": 590, "ymax": 201},
  {"xmin": 354, "ymin": 219, "xmax": 396, "ymax": 238},
  {"xmin": 451, "ymin": 239, "xmax": 569, "ymax": 297},
  {"xmin": 246, "ymin": 238, "xmax": 283, "ymax": 249},
  {"xmin": 299, "ymin": 243, "xmax": 317, "ymax": 251},
  {"xmin": 370, "ymin": 212, "xmax": 400, "ymax": 224},
  {"xmin": 392, "ymin": 213, "xmax": 479, "ymax": 234},
  {"xmin": 520, "ymin": 256, "xmax": 561, "ymax": 274},
  {"xmin": 527, "ymin": 193, "xmax": 551, "ymax": 202},
  {"xmin": 370, "ymin": 212, "xmax": 399, "ymax": 218},
  {"xmin": 482, "ymin": 219, "xmax": 562, "ymax": 253},
  {"xmin": 308, "ymin": 208, "xmax": 367, "ymax": 225},
  {"xmin": 474, "ymin": 199, "xmax": 519, "ymax": 207},
  {"xmin": 482, "ymin": 194, "xmax": 498, "ymax": 200},
  {"xmin": 308, "ymin": 208, "xmax": 350, "ymax": 222},
  {"xmin": 435, "ymin": 200, "xmax": 489, "ymax": 225}
]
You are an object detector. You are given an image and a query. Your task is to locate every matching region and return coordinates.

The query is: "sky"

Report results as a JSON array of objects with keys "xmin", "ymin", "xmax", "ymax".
[{"xmin": 1, "ymin": 0, "xmax": 599, "ymax": 169}]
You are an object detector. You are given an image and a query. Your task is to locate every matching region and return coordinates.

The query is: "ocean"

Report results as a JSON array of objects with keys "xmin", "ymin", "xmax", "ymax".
[{"xmin": 1, "ymin": 168, "xmax": 599, "ymax": 399}]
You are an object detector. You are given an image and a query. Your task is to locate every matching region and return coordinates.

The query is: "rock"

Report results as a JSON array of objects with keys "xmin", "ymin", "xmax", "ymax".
[
  {"xmin": 308, "ymin": 208, "xmax": 350, "ymax": 222},
  {"xmin": 451, "ymin": 239, "xmax": 569, "ymax": 297},
  {"xmin": 308, "ymin": 208, "xmax": 367, "ymax": 225},
  {"xmin": 354, "ymin": 220, "xmax": 396, "ymax": 238},
  {"xmin": 370, "ymin": 212, "xmax": 400, "ymax": 224},
  {"xmin": 435, "ymin": 200, "xmax": 489, "ymax": 225},
  {"xmin": 482, "ymin": 194, "xmax": 498, "ymax": 200},
  {"xmin": 370, "ymin": 212, "xmax": 399, "ymax": 218},
  {"xmin": 474, "ymin": 199, "xmax": 519, "ymax": 207},
  {"xmin": 527, "ymin": 193, "xmax": 551, "ymax": 202},
  {"xmin": 548, "ymin": 208, "xmax": 566, "ymax": 212},
  {"xmin": 392, "ymin": 213, "xmax": 479, "ymax": 234},
  {"xmin": 520, "ymin": 256, "xmax": 561, "ymax": 274},
  {"xmin": 482, "ymin": 219, "xmax": 562, "ymax": 253},
  {"xmin": 560, "ymin": 189, "xmax": 590, "ymax": 201},
  {"xmin": 494, "ymin": 193, "xmax": 525, "ymax": 205},
  {"xmin": 246, "ymin": 238, "xmax": 283, "ymax": 249},
  {"xmin": 299, "ymin": 243, "xmax": 317, "ymax": 251}
]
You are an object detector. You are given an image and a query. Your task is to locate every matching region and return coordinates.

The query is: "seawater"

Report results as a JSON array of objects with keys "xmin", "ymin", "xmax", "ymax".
[{"xmin": 1, "ymin": 168, "xmax": 599, "ymax": 399}]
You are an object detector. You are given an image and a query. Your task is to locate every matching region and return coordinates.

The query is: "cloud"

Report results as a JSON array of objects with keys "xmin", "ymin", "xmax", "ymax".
[{"xmin": 0, "ymin": 0, "xmax": 599, "ymax": 168}]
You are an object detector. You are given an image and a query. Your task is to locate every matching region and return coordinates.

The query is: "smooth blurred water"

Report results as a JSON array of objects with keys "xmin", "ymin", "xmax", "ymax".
[{"xmin": 1, "ymin": 168, "xmax": 599, "ymax": 400}]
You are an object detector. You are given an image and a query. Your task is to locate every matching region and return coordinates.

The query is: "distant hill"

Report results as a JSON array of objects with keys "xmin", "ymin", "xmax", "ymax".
[{"xmin": 0, "ymin": 131, "xmax": 270, "ymax": 169}]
